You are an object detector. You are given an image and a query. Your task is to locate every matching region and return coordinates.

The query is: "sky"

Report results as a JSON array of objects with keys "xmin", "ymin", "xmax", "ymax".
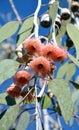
[{"xmin": 0, "ymin": 0, "xmax": 79, "ymax": 130}]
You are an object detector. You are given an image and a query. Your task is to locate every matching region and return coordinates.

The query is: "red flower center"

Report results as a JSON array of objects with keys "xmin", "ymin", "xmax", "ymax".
[
  {"xmin": 31, "ymin": 46, "xmax": 36, "ymax": 51},
  {"xmin": 19, "ymin": 77, "xmax": 27, "ymax": 83},
  {"xmin": 38, "ymin": 64, "xmax": 43, "ymax": 69}
]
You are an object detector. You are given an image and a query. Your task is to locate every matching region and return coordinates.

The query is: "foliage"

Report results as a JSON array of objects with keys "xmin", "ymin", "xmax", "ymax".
[{"xmin": 0, "ymin": 0, "xmax": 79, "ymax": 130}]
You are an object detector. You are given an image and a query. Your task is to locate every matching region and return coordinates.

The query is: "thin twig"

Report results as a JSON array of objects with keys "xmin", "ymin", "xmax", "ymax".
[
  {"xmin": 8, "ymin": 0, "xmax": 22, "ymax": 24},
  {"xmin": 56, "ymin": 112, "xmax": 63, "ymax": 130},
  {"xmin": 37, "ymin": 80, "xmax": 47, "ymax": 98},
  {"xmin": 34, "ymin": 0, "xmax": 41, "ymax": 38},
  {"xmin": 52, "ymin": 24, "xmax": 57, "ymax": 45},
  {"xmin": 73, "ymin": 114, "xmax": 79, "ymax": 119},
  {"xmin": 18, "ymin": 87, "xmax": 34, "ymax": 105},
  {"xmin": 35, "ymin": 83, "xmax": 43, "ymax": 130}
]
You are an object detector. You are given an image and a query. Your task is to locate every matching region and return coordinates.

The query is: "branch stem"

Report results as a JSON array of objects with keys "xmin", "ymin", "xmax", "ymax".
[
  {"xmin": 34, "ymin": 0, "xmax": 41, "ymax": 38},
  {"xmin": 9, "ymin": 0, "xmax": 22, "ymax": 24}
]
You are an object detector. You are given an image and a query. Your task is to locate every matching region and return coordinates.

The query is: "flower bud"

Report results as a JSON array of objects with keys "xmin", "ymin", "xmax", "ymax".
[
  {"xmin": 40, "ymin": 14, "xmax": 52, "ymax": 28},
  {"xmin": 60, "ymin": 8, "xmax": 71, "ymax": 20}
]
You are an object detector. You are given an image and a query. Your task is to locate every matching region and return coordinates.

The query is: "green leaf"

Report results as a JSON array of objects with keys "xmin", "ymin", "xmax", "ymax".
[
  {"xmin": 48, "ymin": 79, "xmax": 73, "ymax": 123},
  {"xmin": 16, "ymin": 111, "xmax": 29, "ymax": 130},
  {"xmin": 72, "ymin": 90, "xmax": 79, "ymax": 103},
  {"xmin": 49, "ymin": 0, "xmax": 58, "ymax": 24},
  {"xmin": 0, "ymin": 21, "xmax": 19, "ymax": 43},
  {"xmin": 0, "ymin": 59, "xmax": 19, "ymax": 84},
  {"xmin": 0, "ymin": 92, "xmax": 16, "ymax": 105},
  {"xmin": 66, "ymin": 63, "xmax": 76, "ymax": 80},
  {"xmin": 0, "ymin": 105, "xmax": 19, "ymax": 130},
  {"xmin": 17, "ymin": 28, "xmax": 32, "ymax": 46},
  {"xmin": 57, "ymin": 62, "xmax": 68, "ymax": 78},
  {"xmin": 42, "ymin": 95, "xmax": 51, "ymax": 109},
  {"xmin": 0, "ymin": 92, "xmax": 21, "ymax": 105},
  {"xmin": 67, "ymin": 23, "xmax": 79, "ymax": 59},
  {"xmin": 57, "ymin": 62, "xmax": 76, "ymax": 81},
  {"xmin": 68, "ymin": 53, "xmax": 79, "ymax": 67},
  {"xmin": 18, "ymin": 17, "xmax": 34, "ymax": 34},
  {"xmin": 17, "ymin": 17, "xmax": 34, "ymax": 46},
  {"xmin": 70, "ymin": 81, "xmax": 79, "ymax": 89},
  {"xmin": 56, "ymin": 20, "xmax": 69, "ymax": 45}
]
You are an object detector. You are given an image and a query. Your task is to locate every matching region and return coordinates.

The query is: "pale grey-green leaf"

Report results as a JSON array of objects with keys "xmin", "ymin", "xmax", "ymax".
[
  {"xmin": 16, "ymin": 111, "xmax": 29, "ymax": 130},
  {"xmin": 0, "ymin": 21, "xmax": 19, "ymax": 43},
  {"xmin": 57, "ymin": 62, "xmax": 68, "ymax": 78},
  {"xmin": 57, "ymin": 62, "xmax": 76, "ymax": 81},
  {"xmin": 0, "ymin": 59, "xmax": 19, "ymax": 84},
  {"xmin": 0, "ymin": 92, "xmax": 8, "ymax": 104},
  {"xmin": 68, "ymin": 53, "xmax": 79, "ymax": 67},
  {"xmin": 18, "ymin": 17, "xmax": 34, "ymax": 34},
  {"xmin": 17, "ymin": 28, "xmax": 32, "ymax": 46},
  {"xmin": 72, "ymin": 90, "xmax": 79, "ymax": 103},
  {"xmin": 48, "ymin": 79, "xmax": 73, "ymax": 123},
  {"xmin": 42, "ymin": 95, "xmax": 51, "ymax": 109},
  {"xmin": 17, "ymin": 17, "xmax": 34, "ymax": 46},
  {"xmin": 56, "ymin": 20, "xmax": 70, "ymax": 45},
  {"xmin": 0, "ymin": 105, "xmax": 19, "ymax": 130},
  {"xmin": 66, "ymin": 63, "xmax": 76, "ymax": 80},
  {"xmin": 49, "ymin": 0, "xmax": 58, "ymax": 24},
  {"xmin": 67, "ymin": 23, "xmax": 79, "ymax": 59}
]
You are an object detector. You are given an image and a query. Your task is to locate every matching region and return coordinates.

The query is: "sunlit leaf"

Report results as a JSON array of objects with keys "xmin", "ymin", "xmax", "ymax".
[
  {"xmin": 0, "ymin": 92, "xmax": 16, "ymax": 105},
  {"xmin": 48, "ymin": 79, "xmax": 73, "ymax": 123},
  {"xmin": 57, "ymin": 62, "xmax": 68, "ymax": 78},
  {"xmin": 70, "ymin": 81, "xmax": 79, "ymax": 89},
  {"xmin": 16, "ymin": 111, "xmax": 29, "ymax": 130},
  {"xmin": 56, "ymin": 20, "xmax": 69, "ymax": 45},
  {"xmin": 49, "ymin": 0, "xmax": 58, "ymax": 24},
  {"xmin": 0, "ymin": 59, "xmax": 19, "ymax": 84},
  {"xmin": 0, "ymin": 105, "xmax": 19, "ymax": 130},
  {"xmin": 17, "ymin": 28, "xmax": 32, "ymax": 46},
  {"xmin": 68, "ymin": 53, "xmax": 79, "ymax": 67},
  {"xmin": 42, "ymin": 95, "xmax": 51, "ymax": 109},
  {"xmin": 67, "ymin": 23, "xmax": 79, "ymax": 59},
  {"xmin": 72, "ymin": 90, "xmax": 79, "ymax": 104},
  {"xmin": 0, "ymin": 92, "xmax": 21, "ymax": 105},
  {"xmin": 0, "ymin": 21, "xmax": 19, "ymax": 43},
  {"xmin": 17, "ymin": 17, "xmax": 34, "ymax": 46},
  {"xmin": 57, "ymin": 62, "xmax": 76, "ymax": 80},
  {"xmin": 66, "ymin": 63, "xmax": 76, "ymax": 80},
  {"xmin": 18, "ymin": 17, "xmax": 34, "ymax": 34}
]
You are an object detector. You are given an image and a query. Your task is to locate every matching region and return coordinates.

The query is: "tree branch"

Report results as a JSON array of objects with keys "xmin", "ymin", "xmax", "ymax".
[
  {"xmin": 34, "ymin": 0, "xmax": 41, "ymax": 38},
  {"xmin": 8, "ymin": 0, "xmax": 22, "ymax": 24}
]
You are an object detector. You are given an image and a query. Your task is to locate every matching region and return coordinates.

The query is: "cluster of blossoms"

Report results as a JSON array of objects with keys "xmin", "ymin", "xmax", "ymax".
[{"xmin": 7, "ymin": 38, "xmax": 67, "ymax": 100}]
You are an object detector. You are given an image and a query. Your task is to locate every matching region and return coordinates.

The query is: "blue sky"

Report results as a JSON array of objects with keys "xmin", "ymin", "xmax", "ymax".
[{"xmin": 0, "ymin": 0, "xmax": 79, "ymax": 130}]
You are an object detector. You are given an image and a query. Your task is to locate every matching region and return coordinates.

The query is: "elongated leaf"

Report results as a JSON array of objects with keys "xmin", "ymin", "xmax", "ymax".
[
  {"xmin": 57, "ymin": 62, "xmax": 68, "ymax": 78},
  {"xmin": 16, "ymin": 111, "xmax": 29, "ymax": 130},
  {"xmin": 68, "ymin": 53, "xmax": 79, "ymax": 67},
  {"xmin": 67, "ymin": 23, "xmax": 79, "ymax": 59},
  {"xmin": 0, "ymin": 105, "xmax": 19, "ymax": 130},
  {"xmin": 17, "ymin": 28, "xmax": 32, "ymax": 46},
  {"xmin": 72, "ymin": 90, "xmax": 79, "ymax": 103},
  {"xmin": 0, "ymin": 92, "xmax": 16, "ymax": 105},
  {"xmin": 56, "ymin": 20, "xmax": 69, "ymax": 45},
  {"xmin": 0, "ymin": 92, "xmax": 21, "ymax": 105},
  {"xmin": 48, "ymin": 79, "xmax": 73, "ymax": 123},
  {"xmin": 42, "ymin": 95, "xmax": 51, "ymax": 109},
  {"xmin": 49, "ymin": 0, "xmax": 58, "ymax": 24},
  {"xmin": 0, "ymin": 59, "xmax": 19, "ymax": 84},
  {"xmin": 70, "ymin": 81, "xmax": 79, "ymax": 89},
  {"xmin": 0, "ymin": 21, "xmax": 19, "ymax": 43},
  {"xmin": 0, "ymin": 93, "xmax": 8, "ymax": 104},
  {"xmin": 66, "ymin": 63, "xmax": 76, "ymax": 80},
  {"xmin": 17, "ymin": 17, "xmax": 34, "ymax": 46},
  {"xmin": 18, "ymin": 17, "xmax": 34, "ymax": 34},
  {"xmin": 57, "ymin": 62, "xmax": 76, "ymax": 80}
]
